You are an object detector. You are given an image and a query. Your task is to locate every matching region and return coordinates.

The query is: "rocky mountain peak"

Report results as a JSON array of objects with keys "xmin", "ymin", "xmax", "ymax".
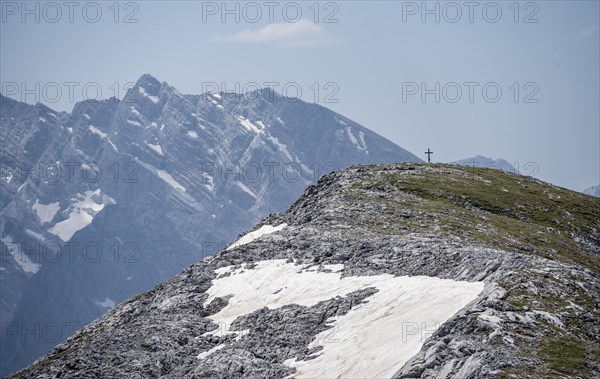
[
  {"xmin": 10, "ymin": 163, "xmax": 600, "ymax": 379},
  {"xmin": 0, "ymin": 80, "xmax": 421, "ymax": 376}
]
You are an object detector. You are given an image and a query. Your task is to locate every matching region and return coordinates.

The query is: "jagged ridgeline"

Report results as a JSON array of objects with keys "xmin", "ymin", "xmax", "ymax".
[
  {"xmin": 0, "ymin": 74, "xmax": 421, "ymax": 376},
  {"xmin": 11, "ymin": 164, "xmax": 600, "ymax": 379}
]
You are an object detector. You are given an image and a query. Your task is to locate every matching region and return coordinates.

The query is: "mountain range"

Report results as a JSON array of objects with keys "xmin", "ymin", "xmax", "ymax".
[
  {"xmin": 9, "ymin": 163, "xmax": 600, "ymax": 378},
  {"xmin": 0, "ymin": 74, "xmax": 421, "ymax": 376}
]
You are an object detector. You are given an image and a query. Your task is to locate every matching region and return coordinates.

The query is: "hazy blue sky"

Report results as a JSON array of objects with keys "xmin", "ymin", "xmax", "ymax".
[{"xmin": 1, "ymin": 1, "xmax": 598, "ymax": 191}]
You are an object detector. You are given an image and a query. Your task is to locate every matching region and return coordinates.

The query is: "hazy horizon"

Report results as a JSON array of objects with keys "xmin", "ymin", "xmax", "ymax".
[{"xmin": 2, "ymin": 0, "xmax": 598, "ymax": 192}]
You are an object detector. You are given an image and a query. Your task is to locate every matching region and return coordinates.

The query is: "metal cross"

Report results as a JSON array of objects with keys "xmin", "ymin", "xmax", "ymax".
[{"xmin": 425, "ymin": 148, "xmax": 433, "ymax": 163}]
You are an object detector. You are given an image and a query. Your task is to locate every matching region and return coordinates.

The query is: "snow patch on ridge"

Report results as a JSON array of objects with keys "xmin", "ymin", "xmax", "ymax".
[
  {"xmin": 203, "ymin": 260, "xmax": 484, "ymax": 378},
  {"xmin": 157, "ymin": 170, "xmax": 186, "ymax": 192},
  {"xmin": 265, "ymin": 132, "xmax": 311, "ymax": 174},
  {"xmin": 138, "ymin": 87, "xmax": 159, "ymax": 104},
  {"xmin": 202, "ymin": 173, "xmax": 214, "ymax": 191},
  {"xmin": 89, "ymin": 125, "xmax": 107, "ymax": 138},
  {"xmin": 130, "ymin": 106, "xmax": 142, "ymax": 117},
  {"xmin": 33, "ymin": 200, "xmax": 60, "ymax": 224},
  {"xmin": 238, "ymin": 117, "xmax": 263, "ymax": 133},
  {"xmin": 25, "ymin": 229, "xmax": 44, "ymax": 241},
  {"xmin": 127, "ymin": 119, "xmax": 143, "ymax": 127},
  {"xmin": 346, "ymin": 126, "xmax": 368, "ymax": 153},
  {"xmin": 47, "ymin": 190, "xmax": 115, "ymax": 242},
  {"xmin": 134, "ymin": 160, "xmax": 187, "ymax": 192},
  {"xmin": 1, "ymin": 235, "xmax": 41, "ymax": 274},
  {"xmin": 236, "ymin": 182, "xmax": 256, "ymax": 198},
  {"xmin": 226, "ymin": 224, "xmax": 287, "ymax": 250},
  {"xmin": 146, "ymin": 141, "xmax": 164, "ymax": 156},
  {"xmin": 108, "ymin": 139, "xmax": 119, "ymax": 152}
]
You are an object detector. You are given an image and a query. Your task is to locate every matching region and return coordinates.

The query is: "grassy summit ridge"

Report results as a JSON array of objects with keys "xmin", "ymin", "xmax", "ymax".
[{"xmin": 344, "ymin": 164, "xmax": 600, "ymax": 272}]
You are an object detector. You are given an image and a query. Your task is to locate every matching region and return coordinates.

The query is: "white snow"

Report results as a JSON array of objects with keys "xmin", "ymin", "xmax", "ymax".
[
  {"xmin": 25, "ymin": 229, "xmax": 44, "ymax": 241},
  {"xmin": 202, "ymin": 173, "xmax": 214, "ymax": 191},
  {"xmin": 157, "ymin": 170, "xmax": 186, "ymax": 192},
  {"xmin": 108, "ymin": 139, "xmax": 119, "ymax": 152},
  {"xmin": 33, "ymin": 200, "xmax": 60, "ymax": 224},
  {"xmin": 67, "ymin": 127, "xmax": 74, "ymax": 134},
  {"xmin": 3, "ymin": 172, "xmax": 13, "ymax": 183},
  {"xmin": 203, "ymin": 260, "xmax": 483, "ymax": 378},
  {"xmin": 216, "ymin": 104, "xmax": 224, "ymax": 110},
  {"xmin": 89, "ymin": 125, "xmax": 107, "ymax": 138},
  {"xmin": 138, "ymin": 87, "xmax": 159, "ymax": 104},
  {"xmin": 1, "ymin": 235, "xmax": 41, "ymax": 274},
  {"xmin": 134, "ymin": 160, "xmax": 187, "ymax": 193},
  {"xmin": 126, "ymin": 119, "xmax": 143, "ymax": 127},
  {"xmin": 187, "ymin": 130, "xmax": 198, "ymax": 139},
  {"xmin": 358, "ymin": 130, "xmax": 369, "ymax": 154},
  {"xmin": 266, "ymin": 133, "xmax": 310, "ymax": 174},
  {"xmin": 226, "ymin": 224, "xmax": 287, "ymax": 251},
  {"xmin": 236, "ymin": 182, "xmax": 256, "ymax": 198},
  {"xmin": 47, "ymin": 190, "xmax": 115, "ymax": 242},
  {"xmin": 83, "ymin": 113, "xmax": 91, "ymax": 120},
  {"xmin": 38, "ymin": 117, "xmax": 47, "ymax": 123},
  {"xmin": 130, "ymin": 106, "xmax": 142, "ymax": 117},
  {"xmin": 146, "ymin": 142, "xmax": 164, "ymax": 156},
  {"xmin": 212, "ymin": 93, "xmax": 222, "ymax": 100},
  {"xmin": 95, "ymin": 297, "xmax": 116, "ymax": 309},
  {"xmin": 276, "ymin": 117, "xmax": 285, "ymax": 125},
  {"xmin": 346, "ymin": 127, "xmax": 368, "ymax": 152},
  {"xmin": 267, "ymin": 133, "xmax": 294, "ymax": 162},
  {"xmin": 238, "ymin": 117, "xmax": 263, "ymax": 133}
]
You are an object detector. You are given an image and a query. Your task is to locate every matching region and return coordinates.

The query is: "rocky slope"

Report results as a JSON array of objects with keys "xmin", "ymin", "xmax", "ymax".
[
  {"xmin": 11, "ymin": 163, "xmax": 600, "ymax": 378},
  {"xmin": 0, "ymin": 75, "xmax": 421, "ymax": 376}
]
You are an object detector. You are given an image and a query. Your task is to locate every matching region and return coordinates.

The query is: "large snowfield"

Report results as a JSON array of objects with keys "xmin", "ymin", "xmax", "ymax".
[
  {"xmin": 203, "ymin": 259, "xmax": 484, "ymax": 378},
  {"xmin": 47, "ymin": 190, "xmax": 115, "ymax": 242}
]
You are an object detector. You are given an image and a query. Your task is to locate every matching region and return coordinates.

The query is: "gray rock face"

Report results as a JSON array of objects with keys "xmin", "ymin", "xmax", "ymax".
[
  {"xmin": 9, "ymin": 164, "xmax": 600, "ymax": 378},
  {"xmin": 0, "ymin": 76, "xmax": 421, "ymax": 376}
]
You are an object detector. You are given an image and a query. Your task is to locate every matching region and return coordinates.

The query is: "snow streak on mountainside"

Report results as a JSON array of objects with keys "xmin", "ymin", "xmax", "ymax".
[
  {"xmin": 0, "ymin": 75, "xmax": 421, "ymax": 376},
  {"xmin": 11, "ymin": 164, "xmax": 600, "ymax": 379}
]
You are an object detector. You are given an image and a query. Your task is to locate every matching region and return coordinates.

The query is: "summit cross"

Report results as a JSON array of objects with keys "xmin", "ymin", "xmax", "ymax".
[{"xmin": 425, "ymin": 148, "xmax": 433, "ymax": 163}]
